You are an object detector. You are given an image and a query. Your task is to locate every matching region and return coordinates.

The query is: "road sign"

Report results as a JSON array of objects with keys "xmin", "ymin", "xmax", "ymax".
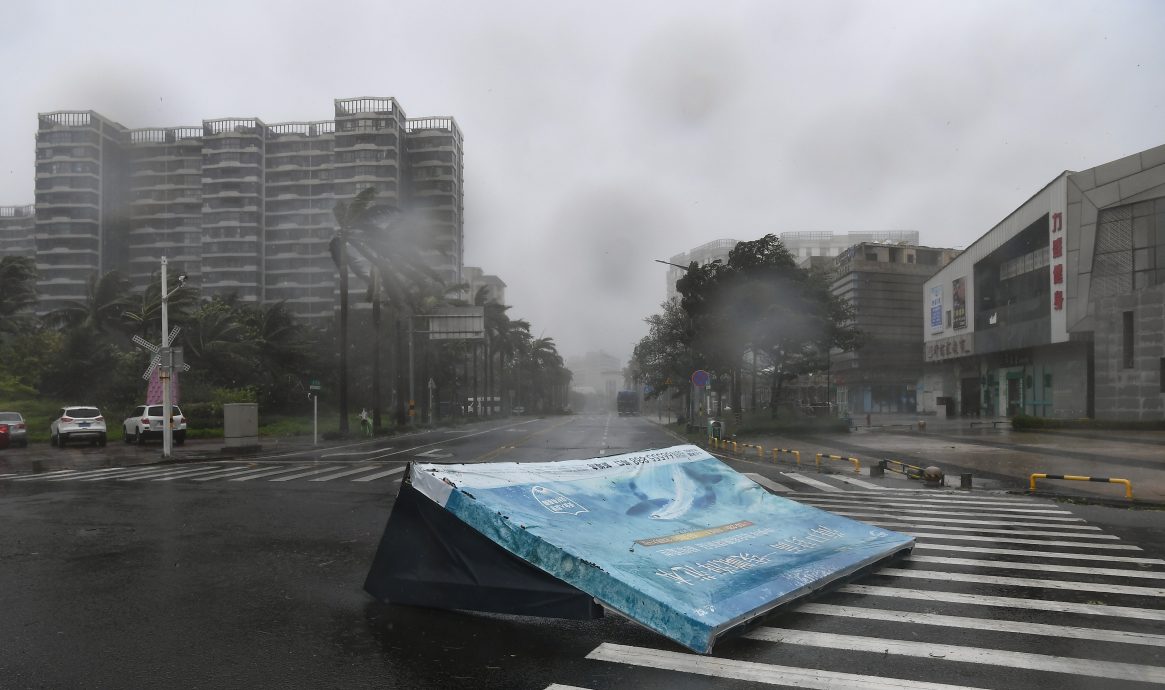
[
  {"xmin": 690, "ymin": 369, "xmax": 711, "ymax": 386},
  {"xmin": 643, "ymin": 384, "xmax": 653, "ymax": 395},
  {"xmin": 309, "ymin": 379, "xmax": 321, "ymax": 392}
]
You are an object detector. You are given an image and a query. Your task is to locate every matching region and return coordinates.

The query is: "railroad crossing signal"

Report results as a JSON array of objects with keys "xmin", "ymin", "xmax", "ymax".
[{"xmin": 133, "ymin": 327, "xmax": 190, "ymax": 380}]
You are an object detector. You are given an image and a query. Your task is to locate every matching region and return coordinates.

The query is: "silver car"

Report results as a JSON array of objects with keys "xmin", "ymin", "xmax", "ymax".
[
  {"xmin": 0, "ymin": 411, "xmax": 28, "ymax": 447},
  {"xmin": 51, "ymin": 406, "xmax": 107, "ymax": 448}
]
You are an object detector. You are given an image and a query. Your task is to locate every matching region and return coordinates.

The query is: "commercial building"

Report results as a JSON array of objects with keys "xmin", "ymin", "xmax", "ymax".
[
  {"xmin": 664, "ymin": 239, "xmax": 739, "ymax": 301},
  {"xmin": 462, "ymin": 266, "xmax": 506, "ymax": 306},
  {"xmin": 922, "ymin": 144, "xmax": 1165, "ymax": 421},
  {"xmin": 780, "ymin": 230, "xmax": 919, "ymax": 261},
  {"xmin": 0, "ymin": 205, "xmax": 36, "ymax": 260},
  {"xmin": 28, "ymin": 97, "xmax": 463, "ymax": 323},
  {"xmin": 831, "ymin": 243, "xmax": 960, "ymax": 414}
]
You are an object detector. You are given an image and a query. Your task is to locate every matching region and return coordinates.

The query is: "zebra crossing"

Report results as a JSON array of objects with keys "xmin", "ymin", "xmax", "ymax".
[
  {"xmin": 543, "ymin": 490, "xmax": 1165, "ymax": 690},
  {"xmin": 0, "ymin": 462, "xmax": 408, "ymax": 486},
  {"xmin": 3, "ymin": 465, "xmax": 919, "ymax": 491}
]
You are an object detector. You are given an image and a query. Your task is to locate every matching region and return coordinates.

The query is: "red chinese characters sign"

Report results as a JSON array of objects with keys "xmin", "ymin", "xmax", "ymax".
[{"xmin": 1051, "ymin": 212, "xmax": 1064, "ymax": 311}]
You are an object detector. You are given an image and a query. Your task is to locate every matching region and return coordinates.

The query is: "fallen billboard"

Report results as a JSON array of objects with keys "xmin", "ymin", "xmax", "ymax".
[{"xmin": 365, "ymin": 444, "xmax": 913, "ymax": 653}]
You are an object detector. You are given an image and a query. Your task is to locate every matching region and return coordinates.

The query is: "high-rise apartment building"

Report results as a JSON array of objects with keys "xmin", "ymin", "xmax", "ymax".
[
  {"xmin": 29, "ymin": 97, "xmax": 463, "ymax": 323},
  {"xmin": 0, "ymin": 205, "xmax": 36, "ymax": 260},
  {"xmin": 779, "ymin": 230, "xmax": 919, "ymax": 260}
]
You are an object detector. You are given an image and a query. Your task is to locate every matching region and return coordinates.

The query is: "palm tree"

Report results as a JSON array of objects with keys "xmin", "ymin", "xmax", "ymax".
[
  {"xmin": 45, "ymin": 270, "xmax": 132, "ymax": 334},
  {"xmin": 0, "ymin": 256, "xmax": 37, "ymax": 337},
  {"xmin": 332, "ymin": 188, "xmax": 446, "ymax": 431},
  {"xmin": 122, "ymin": 271, "xmax": 200, "ymax": 339}
]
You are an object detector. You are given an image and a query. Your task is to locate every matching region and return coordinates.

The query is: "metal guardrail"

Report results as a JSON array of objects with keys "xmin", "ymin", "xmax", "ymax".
[
  {"xmin": 815, "ymin": 453, "xmax": 861, "ymax": 474},
  {"xmin": 880, "ymin": 459, "xmax": 926, "ymax": 480},
  {"xmin": 771, "ymin": 448, "xmax": 802, "ymax": 466},
  {"xmin": 1030, "ymin": 473, "xmax": 1134, "ymax": 500}
]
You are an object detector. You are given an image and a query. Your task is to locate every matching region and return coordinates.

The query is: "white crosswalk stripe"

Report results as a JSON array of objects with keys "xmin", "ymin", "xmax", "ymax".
[
  {"xmin": 10, "ymin": 469, "xmax": 77, "ymax": 481},
  {"xmin": 351, "ymin": 466, "xmax": 406, "ymax": 482},
  {"xmin": 551, "ymin": 492, "xmax": 1165, "ymax": 690},
  {"xmin": 228, "ymin": 465, "xmax": 318, "ymax": 481},
  {"xmin": 824, "ymin": 474, "xmax": 888, "ymax": 490},
  {"xmin": 780, "ymin": 472, "xmax": 844, "ymax": 492},
  {"xmin": 744, "ymin": 472, "xmax": 792, "ymax": 492},
  {"xmin": 309, "ymin": 466, "xmax": 381, "ymax": 482}
]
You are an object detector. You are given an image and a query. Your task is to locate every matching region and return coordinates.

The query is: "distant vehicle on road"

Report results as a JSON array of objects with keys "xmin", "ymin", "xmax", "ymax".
[
  {"xmin": 616, "ymin": 390, "xmax": 640, "ymax": 416},
  {"xmin": 123, "ymin": 404, "xmax": 187, "ymax": 445},
  {"xmin": 0, "ymin": 411, "xmax": 28, "ymax": 447},
  {"xmin": 50, "ymin": 406, "xmax": 107, "ymax": 448}
]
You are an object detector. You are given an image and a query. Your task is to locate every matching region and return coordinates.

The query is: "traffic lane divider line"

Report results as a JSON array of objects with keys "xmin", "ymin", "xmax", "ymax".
[
  {"xmin": 873, "ymin": 567, "xmax": 1165, "ymax": 597},
  {"xmin": 906, "ymin": 555, "xmax": 1165, "ymax": 580},
  {"xmin": 741, "ymin": 628, "xmax": 1165, "ymax": 684},
  {"xmin": 792, "ymin": 602, "xmax": 1165, "ymax": 648},
  {"xmin": 913, "ymin": 542, "xmax": 1165, "ymax": 565},
  {"xmin": 840, "ymin": 583, "xmax": 1165, "ymax": 621},
  {"xmin": 469, "ymin": 416, "xmax": 577, "ymax": 463},
  {"xmin": 585, "ymin": 642, "xmax": 991, "ymax": 690}
]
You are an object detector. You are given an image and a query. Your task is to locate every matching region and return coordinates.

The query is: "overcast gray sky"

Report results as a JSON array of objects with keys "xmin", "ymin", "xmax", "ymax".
[{"xmin": 2, "ymin": 0, "xmax": 1161, "ymax": 365}]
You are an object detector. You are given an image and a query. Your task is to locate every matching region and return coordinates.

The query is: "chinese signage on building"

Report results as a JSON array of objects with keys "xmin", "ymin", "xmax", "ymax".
[
  {"xmin": 929, "ymin": 285, "xmax": 943, "ymax": 334},
  {"xmin": 925, "ymin": 334, "xmax": 974, "ymax": 362},
  {"xmin": 951, "ymin": 277, "xmax": 967, "ymax": 330}
]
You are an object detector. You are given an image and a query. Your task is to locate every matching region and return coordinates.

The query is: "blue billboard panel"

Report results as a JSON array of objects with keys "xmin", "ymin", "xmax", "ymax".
[{"xmin": 409, "ymin": 445, "xmax": 913, "ymax": 653}]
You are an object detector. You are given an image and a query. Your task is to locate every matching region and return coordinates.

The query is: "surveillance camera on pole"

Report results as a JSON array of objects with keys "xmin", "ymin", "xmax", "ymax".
[{"xmin": 159, "ymin": 258, "xmax": 188, "ymax": 459}]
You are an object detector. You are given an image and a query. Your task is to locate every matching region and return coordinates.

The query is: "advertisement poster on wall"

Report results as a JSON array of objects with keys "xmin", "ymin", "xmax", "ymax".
[
  {"xmin": 952, "ymin": 277, "xmax": 967, "ymax": 330},
  {"xmin": 929, "ymin": 285, "xmax": 943, "ymax": 334}
]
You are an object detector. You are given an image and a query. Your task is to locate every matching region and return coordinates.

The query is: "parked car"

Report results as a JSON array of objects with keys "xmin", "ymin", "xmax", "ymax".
[
  {"xmin": 0, "ymin": 411, "xmax": 28, "ymax": 447},
  {"xmin": 50, "ymin": 406, "xmax": 107, "ymax": 447},
  {"xmin": 123, "ymin": 404, "xmax": 187, "ymax": 445}
]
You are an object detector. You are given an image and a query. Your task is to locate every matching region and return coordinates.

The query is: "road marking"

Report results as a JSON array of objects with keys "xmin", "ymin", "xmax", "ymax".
[
  {"xmin": 841, "ymin": 584, "xmax": 1165, "ymax": 620},
  {"xmin": 82, "ymin": 466, "xmax": 172, "ymax": 481},
  {"xmin": 586, "ymin": 642, "xmax": 990, "ymax": 690},
  {"xmin": 914, "ymin": 542, "xmax": 1165, "ymax": 565},
  {"xmin": 742, "ymin": 628, "xmax": 1165, "ymax": 684},
  {"xmin": 781, "ymin": 472, "xmax": 844, "ymax": 492},
  {"xmin": 154, "ymin": 465, "xmax": 242, "ymax": 481},
  {"xmin": 792, "ymin": 496, "xmax": 1074, "ymax": 515},
  {"xmin": 825, "ymin": 511, "xmax": 1101, "ymax": 531},
  {"xmin": 907, "ymin": 555, "xmax": 1165, "ymax": 580},
  {"xmin": 825, "ymin": 475, "xmax": 888, "ymax": 490},
  {"xmin": 792, "ymin": 492, "xmax": 1058, "ymax": 508},
  {"xmin": 10, "ymin": 469, "xmax": 78, "ymax": 481},
  {"xmin": 191, "ymin": 466, "xmax": 282, "ymax": 481},
  {"xmin": 793, "ymin": 602, "xmax": 1165, "ymax": 647},
  {"xmin": 544, "ymin": 685, "xmax": 593, "ymax": 690},
  {"xmin": 795, "ymin": 500, "xmax": 1084, "ymax": 522},
  {"xmin": 268, "ymin": 466, "xmax": 344, "ymax": 482},
  {"xmin": 120, "ymin": 466, "xmax": 230, "ymax": 481},
  {"xmin": 414, "ymin": 448, "xmax": 453, "ymax": 459},
  {"xmin": 876, "ymin": 567, "xmax": 1165, "ymax": 597},
  {"xmin": 229, "ymin": 465, "xmax": 318, "ymax": 481},
  {"xmin": 309, "ymin": 466, "xmax": 381, "ymax": 482},
  {"xmin": 744, "ymin": 472, "xmax": 792, "ymax": 493},
  {"xmin": 864, "ymin": 520, "xmax": 1119, "ymax": 540},
  {"xmin": 908, "ymin": 531, "xmax": 1142, "ymax": 550},
  {"xmin": 320, "ymin": 446, "xmax": 399, "ymax": 458},
  {"xmin": 352, "ymin": 466, "xmax": 407, "ymax": 482},
  {"xmin": 45, "ymin": 467, "xmax": 124, "ymax": 481}
]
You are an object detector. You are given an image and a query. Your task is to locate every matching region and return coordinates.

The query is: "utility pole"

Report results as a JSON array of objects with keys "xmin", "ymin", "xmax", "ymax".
[{"xmin": 159, "ymin": 257, "xmax": 186, "ymax": 460}]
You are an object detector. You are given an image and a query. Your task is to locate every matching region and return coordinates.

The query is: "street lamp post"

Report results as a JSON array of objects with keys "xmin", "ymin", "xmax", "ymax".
[{"xmin": 159, "ymin": 257, "xmax": 186, "ymax": 459}]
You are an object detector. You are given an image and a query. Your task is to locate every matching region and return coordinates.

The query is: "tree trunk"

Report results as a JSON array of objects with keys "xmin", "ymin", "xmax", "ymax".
[
  {"xmin": 338, "ymin": 240, "xmax": 349, "ymax": 433},
  {"xmin": 372, "ymin": 289, "xmax": 381, "ymax": 433}
]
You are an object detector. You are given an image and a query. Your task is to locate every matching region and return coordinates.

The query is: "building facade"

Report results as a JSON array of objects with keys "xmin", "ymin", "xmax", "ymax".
[
  {"xmin": 922, "ymin": 144, "xmax": 1165, "ymax": 421},
  {"xmin": 0, "ymin": 205, "xmax": 36, "ymax": 260},
  {"xmin": 462, "ymin": 266, "xmax": 506, "ymax": 306},
  {"xmin": 831, "ymin": 243, "xmax": 960, "ymax": 414},
  {"xmin": 28, "ymin": 97, "xmax": 463, "ymax": 323},
  {"xmin": 665, "ymin": 238, "xmax": 739, "ymax": 302},
  {"xmin": 780, "ymin": 230, "xmax": 919, "ymax": 261}
]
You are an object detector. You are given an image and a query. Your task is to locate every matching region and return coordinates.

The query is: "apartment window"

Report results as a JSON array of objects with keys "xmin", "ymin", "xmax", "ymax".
[{"xmin": 1122, "ymin": 311, "xmax": 1134, "ymax": 368}]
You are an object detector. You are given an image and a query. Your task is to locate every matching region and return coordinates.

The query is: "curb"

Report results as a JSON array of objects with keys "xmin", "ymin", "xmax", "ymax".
[{"xmin": 1013, "ymin": 490, "xmax": 1165, "ymax": 510}]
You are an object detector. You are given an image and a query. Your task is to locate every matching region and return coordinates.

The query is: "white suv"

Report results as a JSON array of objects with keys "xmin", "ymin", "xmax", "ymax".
[
  {"xmin": 51, "ymin": 406, "xmax": 107, "ymax": 448},
  {"xmin": 123, "ymin": 404, "xmax": 187, "ymax": 445}
]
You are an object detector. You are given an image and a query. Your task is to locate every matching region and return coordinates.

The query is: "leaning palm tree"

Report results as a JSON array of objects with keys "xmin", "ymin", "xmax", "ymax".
[
  {"xmin": 44, "ymin": 270, "xmax": 132, "ymax": 334},
  {"xmin": 0, "ymin": 256, "xmax": 38, "ymax": 337},
  {"xmin": 332, "ymin": 188, "xmax": 446, "ymax": 431}
]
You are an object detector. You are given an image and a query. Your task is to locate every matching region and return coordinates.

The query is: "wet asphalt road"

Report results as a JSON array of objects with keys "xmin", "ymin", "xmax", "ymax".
[{"xmin": 1, "ymin": 414, "xmax": 1163, "ymax": 689}]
